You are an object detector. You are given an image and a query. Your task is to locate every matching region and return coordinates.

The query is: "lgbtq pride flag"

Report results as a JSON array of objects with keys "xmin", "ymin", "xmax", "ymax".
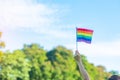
[{"xmin": 76, "ymin": 28, "xmax": 93, "ymax": 43}]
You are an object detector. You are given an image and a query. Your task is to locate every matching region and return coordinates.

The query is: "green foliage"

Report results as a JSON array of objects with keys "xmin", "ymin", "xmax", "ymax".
[
  {"xmin": 23, "ymin": 44, "xmax": 52, "ymax": 80},
  {"xmin": 47, "ymin": 46, "xmax": 81, "ymax": 80},
  {"xmin": 109, "ymin": 70, "xmax": 119, "ymax": 75},
  {"xmin": 0, "ymin": 50, "xmax": 30, "ymax": 80},
  {"xmin": 0, "ymin": 44, "xmax": 116, "ymax": 80},
  {"xmin": 0, "ymin": 32, "xmax": 5, "ymax": 63},
  {"xmin": 0, "ymin": 32, "xmax": 5, "ymax": 48}
]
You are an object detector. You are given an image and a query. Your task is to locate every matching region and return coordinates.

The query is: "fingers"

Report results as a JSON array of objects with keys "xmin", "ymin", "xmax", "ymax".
[
  {"xmin": 74, "ymin": 55, "xmax": 80, "ymax": 61},
  {"xmin": 74, "ymin": 50, "xmax": 81, "ymax": 60},
  {"xmin": 75, "ymin": 50, "xmax": 80, "ymax": 55}
]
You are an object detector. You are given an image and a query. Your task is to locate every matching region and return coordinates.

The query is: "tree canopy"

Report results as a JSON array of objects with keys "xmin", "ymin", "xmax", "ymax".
[{"xmin": 0, "ymin": 43, "xmax": 117, "ymax": 80}]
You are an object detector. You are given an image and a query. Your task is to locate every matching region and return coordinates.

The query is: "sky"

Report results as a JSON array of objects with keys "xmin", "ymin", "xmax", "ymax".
[{"xmin": 0, "ymin": 0, "xmax": 120, "ymax": 73}]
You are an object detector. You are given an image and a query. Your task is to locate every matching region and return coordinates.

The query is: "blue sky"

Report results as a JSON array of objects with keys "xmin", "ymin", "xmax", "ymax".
[{"xmin": 0, "ymin": 0, "xmax": 120, "ymax": 72}]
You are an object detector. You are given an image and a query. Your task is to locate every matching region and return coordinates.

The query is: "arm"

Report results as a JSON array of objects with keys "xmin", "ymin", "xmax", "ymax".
[{"xmin": 74, "ymin": 50, "xmax": 90, "ymax": 80}]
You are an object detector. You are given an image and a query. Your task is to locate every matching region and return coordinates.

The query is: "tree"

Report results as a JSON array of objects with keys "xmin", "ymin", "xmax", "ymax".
[
  {"xmin": 23, "ymin": 44, "xmax": 52, "ymax": 80},
  {"xmin": 0, "ymin": 50, "xmax": 31, "ymax": 80},
  {"xmin": 47, "ymin": 46, "xmax": 81, "ymax": 80},
  {"xmin": 0, "ymin": 43, "xmax": 116, "ymax": 80},
  {"xmin": 0, "ymin": 32, "xmax": 5, "ymax": 62},
  {"xmin": 0, "ymin": 32, "xmax": 5, "ymax": 48},
  {"xmin": 109, "ymin": 70, "xmax": 119, "ymax": 75}
]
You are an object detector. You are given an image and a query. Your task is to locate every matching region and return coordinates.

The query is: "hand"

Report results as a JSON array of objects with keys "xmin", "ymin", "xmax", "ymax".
[{"xmin": 74, "ymin": 50, "xmax": 81, "ymax": 62}]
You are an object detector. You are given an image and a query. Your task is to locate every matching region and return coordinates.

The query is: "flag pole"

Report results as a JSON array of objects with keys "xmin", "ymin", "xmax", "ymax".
[
  {"xmin": 76, "ymin": 27, "xmax": 78, "ymax": 50},
  {"xmin": 76, "ymin": 41, "xmax": 78, "ymax": 50}
]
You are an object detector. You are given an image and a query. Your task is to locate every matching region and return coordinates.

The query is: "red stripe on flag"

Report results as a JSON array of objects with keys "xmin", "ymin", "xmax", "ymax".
[{"xmin": 77, "ymin": 28, "xmax": 93, "ymax": 33}]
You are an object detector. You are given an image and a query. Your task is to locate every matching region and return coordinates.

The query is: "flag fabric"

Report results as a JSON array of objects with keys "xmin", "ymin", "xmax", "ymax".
[{"xmin": 76, "ymin": 28, "xmax": 93, "ymax": 43}]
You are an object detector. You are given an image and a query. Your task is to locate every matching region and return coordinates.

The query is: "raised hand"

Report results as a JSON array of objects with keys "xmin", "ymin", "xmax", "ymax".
[{"xmin": 74, "ymin": 50, "xmax": 81, "ymax": 62}]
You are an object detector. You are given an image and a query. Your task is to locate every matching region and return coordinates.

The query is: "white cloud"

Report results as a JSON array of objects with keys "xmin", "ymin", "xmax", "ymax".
[
  {"xmin": 0, "ymin": 0, "xmax": 72, "ymax": 39},
  {"xmin": 89, "ymin": 41, "xmax": 120, "ymax": 56},
  {"xmin": 0, "ymin": 0, "xmax": 59, "ymax": 30},
  {"xmin": 65, "ymin": 39, "xmax": 120, "ymax": 56},
  {"xmin": 76, "ymin": 40, "xmax": 120, "ymax": 57},
  {"xmin": 0, "ymin": 0, "xmax": 74, "ymax": 51}
]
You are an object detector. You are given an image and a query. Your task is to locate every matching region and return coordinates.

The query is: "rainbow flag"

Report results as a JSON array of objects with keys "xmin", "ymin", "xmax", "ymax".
[{"xmin": 76, "ymin": 28, "xmax": 93, "ymax": 43}]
